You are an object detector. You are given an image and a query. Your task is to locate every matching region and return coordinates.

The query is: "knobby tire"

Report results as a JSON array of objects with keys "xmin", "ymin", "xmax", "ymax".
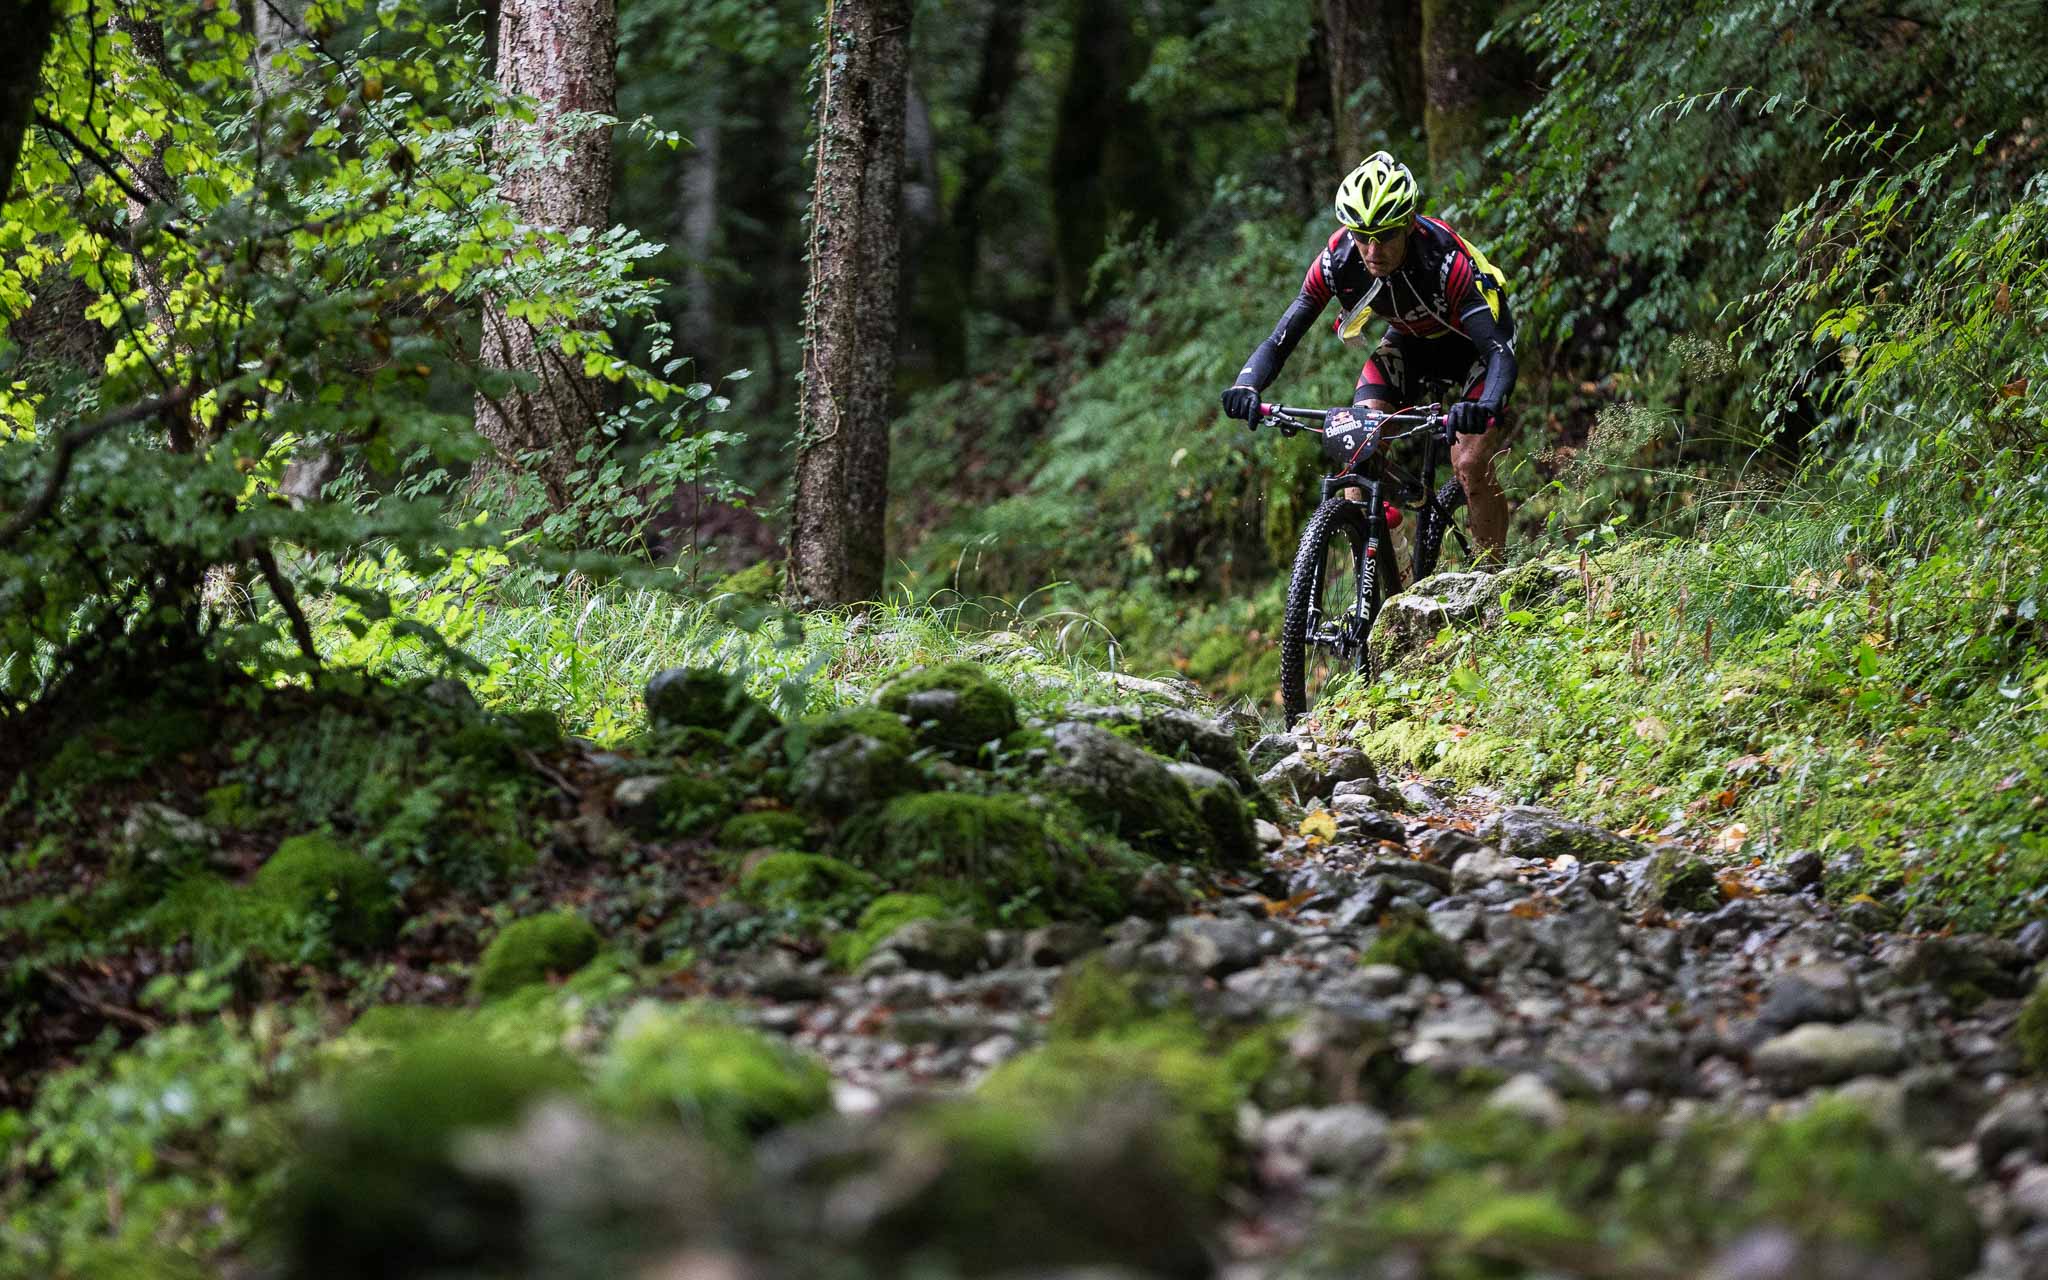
[
  {"xmin": 1281, "ymin": 498, "xmax": 1386, "ymax": 726},
  {"xmin": 1413, "ymin": 477, "xmax": 1466, "ymax": 583}
]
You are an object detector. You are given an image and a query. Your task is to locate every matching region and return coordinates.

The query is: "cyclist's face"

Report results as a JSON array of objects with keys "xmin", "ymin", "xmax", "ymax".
[{"xmin": 1351, "ymin": 222, "xmax": 1410, "ymax": 276}]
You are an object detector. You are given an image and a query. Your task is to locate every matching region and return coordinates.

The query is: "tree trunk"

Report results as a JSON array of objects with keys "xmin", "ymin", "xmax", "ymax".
[
  {"xmin": 676, "ymin": 81, "xmax": 722, "ymax": 369},
  {"xmin": 896, "ymin": 82, "xmax": 940, "ymax": 384},
  {"xmin": 1419, "ymin": 0, "xmax": 1490, "ymax": 185},
  {"xmin": 250, "ymin": 0, "xmax": 309, "ymax": 104},
  {"xmin": 1324, "ymin": 0, "xmax": 1424, "ymax": 166},
  {"xmin": 1051, "ymin": 0, "xmax": 1174, "ymax": 317},
  {"xmin": 475, "ymin": 0, "xmax": 617, "ymax": 508},
  {"xmin": 789, "ymin": 0, "xmax": 910, "ymax": 608},
  {"xmin": 0, "ymin": 0, "xmax": 57, "ymax": 203}
]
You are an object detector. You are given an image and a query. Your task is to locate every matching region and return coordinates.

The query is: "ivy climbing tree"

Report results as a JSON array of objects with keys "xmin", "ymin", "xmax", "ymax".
[{"xmin": 789, "ymin": 0, "xmax": 912, "ymax": 608}]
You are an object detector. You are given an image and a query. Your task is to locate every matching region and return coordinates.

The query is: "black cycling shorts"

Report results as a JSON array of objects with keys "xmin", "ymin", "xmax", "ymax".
[{"xmin": 1354, "ymin": 332, "xmax": 1490, "ymax": 407}]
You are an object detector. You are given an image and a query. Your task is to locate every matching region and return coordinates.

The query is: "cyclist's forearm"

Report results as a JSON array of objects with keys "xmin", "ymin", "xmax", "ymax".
[
  {"xmin": 1237, "ymin": 293, "xmax": 1326, "ymax": 388},
  {"xmin": 1462, "ymin": 302, "xmax": 1519, "ymax": 409}
]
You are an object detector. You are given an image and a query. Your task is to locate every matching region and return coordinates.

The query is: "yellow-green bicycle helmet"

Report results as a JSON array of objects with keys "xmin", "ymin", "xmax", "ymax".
[{"xmin": 1333, "ymin": 152, "xmax": 1419, "ymax": 235}]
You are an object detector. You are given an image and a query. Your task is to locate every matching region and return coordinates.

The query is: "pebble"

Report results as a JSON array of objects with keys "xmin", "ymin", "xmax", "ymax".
[
  {"xmin": 1752, "ymin": 1022, "xmax": 1907, "ymax": 1092},
  {"xmin": 1487, "ymin": 1072, "xmax": 1568, "ymax": 1128}
]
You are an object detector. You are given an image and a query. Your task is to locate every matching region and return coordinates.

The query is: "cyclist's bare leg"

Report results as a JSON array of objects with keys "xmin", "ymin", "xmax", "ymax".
[{"xmin": 1452, "ymin": 420, "xmax": 1508, "ymax": 563}]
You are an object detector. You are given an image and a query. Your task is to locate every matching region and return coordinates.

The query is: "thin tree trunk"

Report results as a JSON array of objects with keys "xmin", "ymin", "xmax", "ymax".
[
  {"xmin": 110, "ymin": 14, "xmax": 178, "ymax": 385},
  {"xmin": 1324, "ymin": 0, "xmax": 1424, "ymax": 165},
  {"xmin": 0, "ymin": 0, "xmax": 57, "ymax": 202},
  {"xmin": 676, "ymin": 80, "xmax": 721, "ymax": 367},
  {"xmin": 896, "ymin": 82, "xmax": 939, "ymax": 383},
  {"xmin": 250, "ymin": 0, "xmax": 309, "ymax": 104},
  {"xmin": 475, "ymin": 0, "xmax": 617, "ymax": 509},
  {"xmin": 789, "ymin": 0, "xmax": 910, "ymax": 608},
  {"xmin": 1420, "ymin": 0, "xmax": 1490, "ymax": 184}
]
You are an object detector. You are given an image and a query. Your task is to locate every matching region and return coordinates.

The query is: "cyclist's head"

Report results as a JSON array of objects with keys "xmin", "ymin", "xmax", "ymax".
[{"xmin": 1335, "ymin": 152, "xmax": 1418, "ymax": 275}]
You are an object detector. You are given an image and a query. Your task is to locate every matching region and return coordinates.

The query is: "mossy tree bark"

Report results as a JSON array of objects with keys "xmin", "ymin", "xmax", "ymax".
[
  {"xmin": 1419, "ymin": 0, "xmax": 1491, "ymax": 185},
  {"xmin": 1323, "ymin": 0, "xmax": 1425, "ymax": 167},
  {"xmin": 790, "ymin": 0, "xmax": 911, "ymax": 608},
  {"xmin": 475, "ymin": 0, "xmax": 617, "ymax": 509}
]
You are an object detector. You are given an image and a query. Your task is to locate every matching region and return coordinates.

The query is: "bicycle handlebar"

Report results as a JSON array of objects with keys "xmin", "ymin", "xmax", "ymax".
[{"xmin": 1248, "ymin": 401, "xmax": 1449, "ymax": 440}]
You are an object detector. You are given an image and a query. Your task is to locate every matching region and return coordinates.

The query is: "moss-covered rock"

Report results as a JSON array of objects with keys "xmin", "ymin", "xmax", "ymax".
[
  {"xmin": 1166, "ymin": 763, "xmax": 1260, "ymax": 868},
  {"xmin": 829, "ymin": 892, "xmax": 956, "ymax": 970},
  {"xmin": 712, "ymin": 557, "xmax": 782, "ymax": 602},
  {"xmin": 803, "ymin": 705, "xmax": 916, "ymax": 755},
  {"xmin": 792, "ymin": 731, "xmax": 923, "ymax": 819},
  {"xmin": 473, "ymin": 912, "xmax": 603, "ymax": 1001},
  {"xmin": 737, "ymin": 852, "xmax": 880, "ymax": 914},
  {"xmin": 1633, "ymin": 844, "xmax": 1721, "ymax": 913},
  {"xmin": 644, "ymin": 665, "xmax": 778, "ymax": 742},
  {"xmin": 874, "ymin": 660, "xmax": 1019, "ymax": 761},
  {"xmin": 835, "ymin": 791, "xmax": 1137, "ymax": 922},
  {"xmin": 593, "ymin": 1002, "xmax": 830, "ymax": 1149},
  {"xmin": 254, "ymin": 833, "xmax": 398, "ymax": 951},
  {"xmin": 716, "ymin": 809, "xmax": 812, "ymax": 851},
  {"xmin": 277, "ymin": 1029, "xmax": 579, "ymax": 1278},
  {"xmin": 1361, "ymin": 913, "xmax": 1469, "ymax": 983},
  {"xmin": 2016, "ymin": 977, "xmax": 2048, "ymax": 1073},
  {"xmin": 1306, "ymin": 1096, "xmax": 1978, "ymax": 1277},
  {"xmin": 980, "ymin": 1012, "xmax": 1266, "ymax": 1198},
  {"xmin": 612, "ymin": 773, "xmax": 734, "ymax": 839},
  {"xmin": 1042, "ymin": 722, "xmax": 1212, "ymax": 863}
]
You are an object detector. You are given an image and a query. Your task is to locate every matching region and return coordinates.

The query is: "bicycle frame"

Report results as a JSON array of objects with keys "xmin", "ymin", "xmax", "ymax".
[{"xmin": 1253, "ymin": 401, "xmax": 1463, "ymax": 590}]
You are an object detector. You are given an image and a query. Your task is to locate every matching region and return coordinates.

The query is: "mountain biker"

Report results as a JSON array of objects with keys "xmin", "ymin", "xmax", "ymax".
[{"xmin": 1221, "ymin": 151, "xmax": 1518, "ymax": 561}]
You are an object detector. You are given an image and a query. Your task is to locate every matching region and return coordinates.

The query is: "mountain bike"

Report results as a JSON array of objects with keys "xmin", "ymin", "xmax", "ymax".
[{"xmin": 1248, "ymin": 394, "xmax": 1471, "ymax": 726}]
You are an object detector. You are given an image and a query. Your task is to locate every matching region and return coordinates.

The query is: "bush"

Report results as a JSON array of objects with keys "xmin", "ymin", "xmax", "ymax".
[{"xmin": 472, "ymin": 912, "xmax": 603, "ymax": 1001}]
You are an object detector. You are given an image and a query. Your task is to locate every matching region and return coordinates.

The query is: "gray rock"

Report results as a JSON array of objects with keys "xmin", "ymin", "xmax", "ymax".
[
  {"xmin": 1320, "ymin": 748, "xmax": 1375, "ymax": 788},
  {"xmin": 610, "ymin": 776, "xmax": 671, "ymax": 835},
  {"xmin": 2018, "ymin": 920, "xmax": 2048, "ymax": 962},
  {"xmin": 1365, "ymin": 857, "xmax": 1453, "ymax": 894},
  {"xmin": 1249, "ymin": 732, "xmax": 1302, "ymax": 770},
  {"xmin": 1068, "ymin": 704, "xmax": 1262, "ymax": 800},
  {"xmin": 1451, "ymin": 848, "xmax": 1516, "ymax": 893},
  {"xmin": 1254, "ymin": 819, "xmax": 1284, "ymax": 848},
  {"xmin": 1752, "ymin": 1022, "xmax": 1908, "ymax": 1092},
  {"xmin": 645, "ymin": 666, "xmax": 773, "ymax": 738},
  {"xmin": 1758, "ymin": 964, "xmax": 1862, "ymax": 1029},
  {"xmin": 1476, "ymin": 805, "xmax": 1643, "ymax": 862},
  {"xmin": 121, "ymin": 803, "xmax": 211, "ymax": 867},
  {"xmin": 1397, "ymin": 779, "xmax": 1452, "ymax": 813},
  {"xmin": 1978, "ymin": 1091, "xmax": 2048, "ymax": 1168},
  {"xmin": 1427, "ymin": 907, "xmax": 1481, "ymax": 943},
  {"xmin": 1257, "ymin": 751, "xmax": 1323, "ymax": 802},
  {"xmin": 1022, "ymin": 923, "xmax": 1102, "ymax": 967},
  {"xmin": 1333, "ymin": 803, "xmax": 1407, "ymax": 845},
  {"xmin": 2010, "ymin": 1166, "xmax": 2048, "ymax": 1226},
  {"xmin": 1105, "ymin": 671, "xmax": 1202, "ymax": 706},
  {"xmin": 1354, "ymin": 964, "xmax": 1408, "ymax": 996},
  {"xmin": 1259, "ymin": 1104, "xmax": 1390, "ymax": 1177},
  {"xmin": 1167, "ymin": 916, "xmax": 1290, "ymax": 977},
  {"xmin": 1487, "ymin": 1073, "xmax": 1567, "ymax": 1128},
  {"xmin": 1778, "ymin": 848, "xmax": 1824, "ymax": 889},
  {"xmin": 1331, "ymin": 879, "xmax": 1397, "ymax": 928},
  {"xmin": 869, "ymin": 919, "xmax": 988, "ymax": 978},
  {"xmin": 1549, "ymin": 1029, "xmax": 1686, "ymax": 1095},
  {"xmin": 1629, "ymin": 845, "xmax": 1721, "ymax": 913},
  {"xmin": 1412, "ymin": 1007, "xmax": 1504, "ymax": 1051},
  {"xmin": 1891, "ymin": 934, "xmax": 2035, "ymax": 1000},
  {"xmin": 1535, "ymin": 903, "xmax": 1623, "ymax": 982},
  {"xmin": 1415, "ymin": 826, "xmax": 1487, "ymax": 863}
]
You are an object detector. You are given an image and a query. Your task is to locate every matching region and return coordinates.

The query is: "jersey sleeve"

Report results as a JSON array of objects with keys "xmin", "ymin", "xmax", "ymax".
[
  {"xmin": 1235, "ymin": 236, "xmax": 1341, "ymax": 390},
  {"xmin": 1459, "ymin": 282, "xmax": 1518, "ymax": 409}
]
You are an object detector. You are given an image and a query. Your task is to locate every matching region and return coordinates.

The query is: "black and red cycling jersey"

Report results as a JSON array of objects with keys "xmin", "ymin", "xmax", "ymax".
[{"xmin": 1235, "ymin": 215, "xmax": 1518, "ymax": 410}]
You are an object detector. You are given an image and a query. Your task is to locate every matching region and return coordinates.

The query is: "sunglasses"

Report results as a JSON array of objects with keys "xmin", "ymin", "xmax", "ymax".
[{"xmin": 1346, "ymin": 223, "xmax": 1408, "ymax": 246}]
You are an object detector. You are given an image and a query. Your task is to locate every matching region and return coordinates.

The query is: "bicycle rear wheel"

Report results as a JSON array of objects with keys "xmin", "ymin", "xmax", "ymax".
[
  {"xmin": 1413, "ymin": 478, "xmax": 1467, "ymax": 583},
  {"xmin": 1280, "ymin": 498, "xmax": 1389, "ymax": 726}
]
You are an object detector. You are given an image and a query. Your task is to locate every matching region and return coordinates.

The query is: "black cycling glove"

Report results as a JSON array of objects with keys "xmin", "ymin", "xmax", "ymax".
[
  {"xmin": 1448, "ymin": 401, "xmax": 1497, "ymax": 435},
  {"xmin": 1221, "ymin": 385, "xmax": 1260, "ymax": 422}
]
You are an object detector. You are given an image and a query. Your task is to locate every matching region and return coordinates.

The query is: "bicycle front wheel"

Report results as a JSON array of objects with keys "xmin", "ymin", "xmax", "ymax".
[
  {"xmin": 1413, "ymin": 477, "xmax": 1466, "ymax": 582},
  {"xmin": 1280, "ymin": 498, "xmax": 1386, "ymax": 726}
]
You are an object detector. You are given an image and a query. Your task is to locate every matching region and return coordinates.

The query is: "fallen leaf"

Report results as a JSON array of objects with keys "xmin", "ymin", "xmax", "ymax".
[
  {"xmin": 1716, "ymin": 870, "xmax": 1759, "ymax": 899},
  {"xmin": 1264, "ymin": 889, "xmax": 1317, "ymax": 917},
  {"xmin": 1631, "ymin": 714, "xmax": 1671, "ymax": 742},
  {"xmin": 1298, "ymin": 810, "xmax": 1338, "ymax": 842},
  {"xmin": 1712, "ymin": 822, "xmax": 1750, "ymax": 854},
  {"xmin": 1995, "ymin": 773, "xmax": 2023, "ymax": 792}
]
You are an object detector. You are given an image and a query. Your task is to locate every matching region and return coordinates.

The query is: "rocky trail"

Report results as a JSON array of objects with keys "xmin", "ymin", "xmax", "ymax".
[{"xmin": 687, "ymin": 725, "xmax": 2048, "ymax": 1279}]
